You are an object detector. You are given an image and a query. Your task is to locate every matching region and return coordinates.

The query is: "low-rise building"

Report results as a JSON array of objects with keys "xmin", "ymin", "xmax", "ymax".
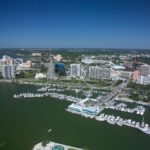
[
  {"xmin": 111, "ymin": 65, "xmax": 125, "ymax": 70},
  {"xmin": 68, "ymin": 98, "xmax": 100, "ymax": 116},
  {"xmin": 31, "ymin": 53, "xmax": 42, "ymax": 57},
  {"xmin": 17, "ymin": 61, "xmax": 32, "ymax": 70},
  {"xmin": 35, "ymin": 73, "xmax": 46, "ymax": 79},
  {"xmin": 53, "ymin": 54, "xmax": 63, "ymax": 62}
]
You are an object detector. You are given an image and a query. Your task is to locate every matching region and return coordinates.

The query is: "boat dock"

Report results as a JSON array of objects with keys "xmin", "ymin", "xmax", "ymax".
[{"xmin": 95, "ymin": 113, "xmax": 150, "ymax": 135}]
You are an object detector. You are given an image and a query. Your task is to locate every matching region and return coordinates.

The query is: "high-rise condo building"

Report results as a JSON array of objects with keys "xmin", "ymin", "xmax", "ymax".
[
  {"xmin": 70, "ymin": 64, "xmax": 81, "ymax": 77},
  {"xmin": 2, "ymin": 64, "xmax": 17, "ymax": 79}
]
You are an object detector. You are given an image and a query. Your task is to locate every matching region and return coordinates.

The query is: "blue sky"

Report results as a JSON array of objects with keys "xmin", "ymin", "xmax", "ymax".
[{"xmin": 0, "ymin": 0, "xmax": 150, "ymax": 48}]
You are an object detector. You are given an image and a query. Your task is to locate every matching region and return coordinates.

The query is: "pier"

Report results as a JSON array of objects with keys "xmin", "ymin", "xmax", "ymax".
[{"xmin": 95, "ymin": 113, "xmax": 150, "ymax": 135}]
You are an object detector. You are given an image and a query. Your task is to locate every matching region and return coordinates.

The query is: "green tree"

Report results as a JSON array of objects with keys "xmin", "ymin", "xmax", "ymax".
[
  {"xmin": 41, "ymin": 140, "xmax": 49, "ymax": 147},
  {"xmin": 129, "ymin": 93, "xmax": 140, "ymax": 100},
  {"xmin": 115, "ymin": 80, "xmax": 123, "ymax": 86}
]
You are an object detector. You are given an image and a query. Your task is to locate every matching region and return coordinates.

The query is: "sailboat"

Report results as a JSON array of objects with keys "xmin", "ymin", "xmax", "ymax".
[{"xmin": 141, "ymin": 117, "xmax": 145, "ymax": 128}]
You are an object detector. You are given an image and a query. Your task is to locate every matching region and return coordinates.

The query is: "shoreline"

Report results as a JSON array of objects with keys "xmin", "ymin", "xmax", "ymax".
[
  {"xmin": 33, "ymin": 141, "xmax": 83, "ymax": 150},
  {"xmin": 0, "ymin": 79, "xmax": 13, "ymax": 83}
]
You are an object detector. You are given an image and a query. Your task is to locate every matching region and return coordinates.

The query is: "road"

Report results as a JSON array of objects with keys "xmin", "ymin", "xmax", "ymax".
[{"xmin": 96, "ymin": 80, "xmax": 130, "ymax": 115}]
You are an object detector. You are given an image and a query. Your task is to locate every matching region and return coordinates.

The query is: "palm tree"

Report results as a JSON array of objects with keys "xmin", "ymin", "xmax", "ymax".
[{"xmin": 41, "ymin": 140, "xmax": 49, "ymax": 147}]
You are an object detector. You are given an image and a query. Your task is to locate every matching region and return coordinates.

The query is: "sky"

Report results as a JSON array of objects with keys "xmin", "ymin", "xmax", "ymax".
[{"xmin": 0, "ymin": 0, "xmax": 150, "ymax": 49}]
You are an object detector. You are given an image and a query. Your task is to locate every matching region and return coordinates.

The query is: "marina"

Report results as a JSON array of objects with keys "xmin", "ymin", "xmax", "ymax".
[
  {"xmin": 13, "ymin": 92, "xmax": 83, "ymax": 103},
  {"xmin": 0, "ymin": 83, "xmax": 150, "ymax": 150},
  {"xmin": 115, "ymin": 97, "xmax": 150, "ymax": 106},
  {"xmin": 95, "ymin": 114, "xmax": 150, "ymax": 134},
  {"xmin": 105, "ymin": 101, "xmax": 146, "ymax": 115},
  {"xmin": 13, "ymin": 84, "xmax": 150, "ymax": 135}
]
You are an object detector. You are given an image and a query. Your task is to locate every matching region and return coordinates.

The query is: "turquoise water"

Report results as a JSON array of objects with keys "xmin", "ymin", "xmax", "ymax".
[
  {"xmin": 0, "ymin": 83, "xmax": 150, "ymax": 150},
  {"xmin": 52, "ymin": 145, "xmax": 64, "ymax": 150}
]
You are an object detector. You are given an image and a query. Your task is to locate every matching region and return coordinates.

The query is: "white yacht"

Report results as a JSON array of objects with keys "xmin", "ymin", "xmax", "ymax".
[
  {"xmin": 138, "ymin": 125, "xmax": 150, "ymax": 135},
  {"xmin": 138, "ymin": 117, "xmax": 150, "ymax": 135},
  {"xmin": 48, "ymin": 129, "xmax": 52, "ymax": 132}
]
